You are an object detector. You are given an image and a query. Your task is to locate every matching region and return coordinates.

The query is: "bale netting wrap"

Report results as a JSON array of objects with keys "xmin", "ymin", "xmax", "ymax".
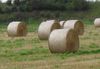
[
  {"xmin": 38, "ymin": 20, "xmax": 61, "ymax": 40},
  {"xmin": 60, "ymin": 21, "xmax": 65, "ymax": 28},
  {"xmin": 94, "ymin": 18, "xmax": 100, "ymax": 27},
  {"xmin": 64, "ymin": 20, "xmax": 84, "ymax": 35},
  {"xmin": 7, "ymin": 21, "xmax": 27, "ymax": 37},
  {"xmin": 48, "ymin": 29, "xmax": 79, "ymax": 53}
]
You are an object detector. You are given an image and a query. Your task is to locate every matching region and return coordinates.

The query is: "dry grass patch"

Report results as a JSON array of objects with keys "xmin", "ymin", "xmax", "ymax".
[{"xmin": 0, "ymin": 24, "xmax": 100, "ymax": 69}]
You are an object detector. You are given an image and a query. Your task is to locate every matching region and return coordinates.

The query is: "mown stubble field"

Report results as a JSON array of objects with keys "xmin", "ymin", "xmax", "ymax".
[{"xmin": 0, "ymin": 22, "xmax": 100, "ymax": 69}]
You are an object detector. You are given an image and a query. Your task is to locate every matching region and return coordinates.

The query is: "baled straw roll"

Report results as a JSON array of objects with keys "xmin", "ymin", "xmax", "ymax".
[
  {"xmin": 94, "ymin": 18, "xmax": 100, "ymax": 27},
  {"xmin": 7, "ymin": 21, "xmax": 27, "ymax": 37},
  {"xmin": 38, "ymin": 20, "xmax": 61, "ymax": 40},
  {"xmin": 64, "ymin": 20, "xmax": 84, "ymax": 35},
  {"xmin": 60, "ymin": 21, "xmax": 65, "ymax": 28},
  {"xmin": 48, "ymin": 29, "xmax": 79, "ymax": 53}
]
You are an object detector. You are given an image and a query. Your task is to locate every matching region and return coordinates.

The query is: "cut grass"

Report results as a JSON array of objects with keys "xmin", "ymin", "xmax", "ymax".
[{"xmin": 0, "ymin": 20, "xmax": 100, "ymax": 69}]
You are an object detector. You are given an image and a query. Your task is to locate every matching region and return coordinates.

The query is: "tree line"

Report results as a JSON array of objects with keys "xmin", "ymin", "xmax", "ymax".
[{"xmin": 0, "ymin": 0, "xmax": 90, "ymax": 13}]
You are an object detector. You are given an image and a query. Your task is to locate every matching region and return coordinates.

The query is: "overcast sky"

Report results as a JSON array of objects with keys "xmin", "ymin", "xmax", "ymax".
[{"xmin": 1, "ymin": 0, "xmax": 7, "ymax": 3}]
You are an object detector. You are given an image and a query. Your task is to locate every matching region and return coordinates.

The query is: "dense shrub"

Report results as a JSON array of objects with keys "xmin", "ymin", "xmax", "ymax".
[
  {"xmin": 0, "ymin": 0, "xmax": 90, "ymax": 13},
  {"xmin": 66, "ymin": 0, "xmax": 89, "ymax": 11},
  {"xmin": 0, "ymin": 0, "xmax": 91, "ymax": 22}
]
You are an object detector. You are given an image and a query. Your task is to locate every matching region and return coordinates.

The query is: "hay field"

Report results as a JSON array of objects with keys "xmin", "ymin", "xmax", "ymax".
[{"xmin": 0, "ymin": 21, "xmax": 100, "ymax": 69}]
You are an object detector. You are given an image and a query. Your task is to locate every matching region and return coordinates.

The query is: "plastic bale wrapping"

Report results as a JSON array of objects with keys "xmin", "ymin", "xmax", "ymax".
[
  {"xmin": 94, "ymin": 18, "xmax": 100, "ymax": 27},
  {"xmin": 38, "ymin": 20, "xmax": 61, "ymax": 40},
  {"xmin": 7, "ymin": 21, "xmax": 27, "ymax": 37},
  {"xmin": 48, "ymin": 29, "xmax": 79, "ymax": 53},
  {"xmin": 64, "ymin": 20, "xmax": 84, "ymax": 35},
  {"xmin": 60, "ymin": 21, "xmax": 65, "ymax": 28}
]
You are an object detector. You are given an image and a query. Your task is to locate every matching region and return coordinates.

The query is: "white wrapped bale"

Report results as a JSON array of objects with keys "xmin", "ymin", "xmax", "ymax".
[
  {"xmin": 7, "ymin": 21, "xmax": 27, "ymax": 37},
  {"xmin": 94, "ymin": 18, "xmax": 100, "ymax": 27},
  {"xmin": 38, "ymin": 20, "xmax": 61, "ymax": 40},
  {"xmin": 64, "ymin": 20, "xmax": 84, "ymax": 35},
  {"xmin": 48, "ymin": 29, "xmax": 79, "ymax": 53}
]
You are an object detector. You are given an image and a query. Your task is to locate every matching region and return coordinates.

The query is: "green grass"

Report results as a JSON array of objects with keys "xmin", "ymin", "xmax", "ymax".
[
  {"xmin": 26, "ymin": 18, "xmax": 40, "ymax": 32},
  {"xmin": 0, "ymin": 23, "xmax": 7, "ymax": 33},
  {"xmin": 0, "ymin": 20, "xmax": 100, "ymax": 69}
]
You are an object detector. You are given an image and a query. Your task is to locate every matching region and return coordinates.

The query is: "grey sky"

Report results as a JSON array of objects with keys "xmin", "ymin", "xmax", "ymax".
[{"xmin": 1, "ymin": 0, "xmax": 7, "ymax": 3}]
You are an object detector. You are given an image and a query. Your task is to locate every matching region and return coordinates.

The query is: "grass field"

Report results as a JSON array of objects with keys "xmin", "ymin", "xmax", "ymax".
[{"xmin": 0, "ymin": 20, "xmax": 100, "ymax": 69}]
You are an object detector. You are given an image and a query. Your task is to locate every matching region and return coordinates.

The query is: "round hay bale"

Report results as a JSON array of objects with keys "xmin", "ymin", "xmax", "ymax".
[
  {"xmin": 64, "ymin": 20, "xmax": 84, "ymax": 35},
  {"xmin": 94, "ymin": 18, "xmax": 100, "ymax": 27},
  {"xmin": 38, "ymin": 20, "xmax": 61, "ymax": 40},
  {"xmin": 7, "ymin": 21, "xmax": 27, "ymax": 37},
  {"xmin": 48, "ymin": 29, "xmax": 79, "ymax": 53},
  {"xmin": 60, "ymin": 21, "xmax": 65, "ymax": 28}
]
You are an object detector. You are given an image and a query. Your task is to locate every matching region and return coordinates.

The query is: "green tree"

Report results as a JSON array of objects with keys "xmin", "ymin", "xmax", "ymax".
[
  {"xmin": 66, "ymin": 0, "xmax": 89, "ymax": 11},
  {"xmin": 13, "ymin": 0, "xmax": 20, "ymax": 11},
  {"xmin": 6, "ymin": 0, "xmax": 12, "ymax": 6}
]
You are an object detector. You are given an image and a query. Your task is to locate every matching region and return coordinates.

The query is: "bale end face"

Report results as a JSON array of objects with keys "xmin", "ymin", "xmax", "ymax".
[
  {"xmin": 48, "ymin": 29, "xmax": 79, "ymax": 53},
  {"xmin": 74, "ymin": 20, "xmax": 84, "ymax": 35},
  {"xmin": 17, "ymin": 23, "xmax": 27, "ymax": 36},
  {"xmin": 7, "ymin": 21, "xmax": 27, "ymax": 37},
  {"xmin": 64, "ymin": 20, "xmax": 84, "ymax": 35},
  {"xmin": 38, "ymin": 20, "xmax": 61, "ymax": 40}
]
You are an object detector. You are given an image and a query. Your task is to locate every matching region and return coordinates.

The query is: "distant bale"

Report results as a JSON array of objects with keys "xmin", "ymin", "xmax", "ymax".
[
  {"xmin": 48, "ymin": 29, "xmax": 79, "ymax": 53},
  {"xmin": 64, "ymin": 20, "xmax": 84, "ymax": 35},
  {"xmin": 38, "ymin": 20, "xmax": 61, "ymax": 40},
  {"xmin": 94, "ymin": 18, "xmax": 100, "ymax": 27},
  {"xmin": 7, "ymin": 21, "xmax": 27, "ymax": 37},
  {"xmin": 60, "ymin": 21, "xmax": 65, "ymax": 28}
]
